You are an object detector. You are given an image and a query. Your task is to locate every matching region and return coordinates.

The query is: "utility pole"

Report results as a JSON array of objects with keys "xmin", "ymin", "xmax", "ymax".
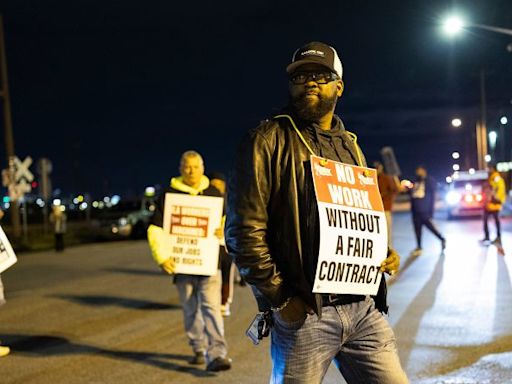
[
  {"xmin": 0, "ymin": 15, "xmax": 21, "ymax": 239},
  {"xmin": 475, "ymin": 69, "xmax": 488, "ymax": 170}
]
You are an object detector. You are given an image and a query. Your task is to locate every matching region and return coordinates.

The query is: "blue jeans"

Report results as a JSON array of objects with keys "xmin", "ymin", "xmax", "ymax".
[
  {"xmin": 175, "ymin": 270, "xmax": 228, "ymax": 363},
  {"xmin": 270, "ymin": 296, "xmax": 408, "ymax": 384}
]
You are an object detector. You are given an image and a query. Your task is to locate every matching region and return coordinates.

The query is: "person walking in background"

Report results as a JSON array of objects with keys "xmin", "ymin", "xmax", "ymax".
[
  {"xmin": 49, "ymin": 204, "xmax": 67, "ymax": 252},
  {"xmin": 0, "ymin": 209, "xmax": 10, "ymax": 357},
  {"xmin": 408, "ymin": 165, "xmax": 446, "ymax": 256},
  {"xmin": 375, "ymin": 161, "xmax": 400, "ymax": 247},
  {"xmin": 481, "ymin": 164, "xmax": 506, "ymax": 245},
  {"xmin": 147, "ymin": 151, "xmax": 231, "ymax": 372},
  {"xmin": 208, "ymin": 172, "xmax": 235, "ymax": 317}
]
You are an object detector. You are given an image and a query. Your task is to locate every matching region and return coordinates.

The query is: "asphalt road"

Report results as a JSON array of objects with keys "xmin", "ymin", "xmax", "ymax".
[{"xmin": 1, "ymin": 212, "xmax": 511, "ymax": 383}]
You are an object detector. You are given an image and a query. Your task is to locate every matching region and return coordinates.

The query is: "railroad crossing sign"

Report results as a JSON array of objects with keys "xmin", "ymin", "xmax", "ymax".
[
  {"xmin": 14, "ymin": 156, "xmax": 34, "ymax": 184},
  {"xmin": 2, "ymin": 156, "xmax": 34, "ymax": 201}
]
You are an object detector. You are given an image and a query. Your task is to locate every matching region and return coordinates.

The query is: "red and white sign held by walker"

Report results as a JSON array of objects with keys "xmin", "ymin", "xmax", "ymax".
[
  {"xmin": 311, "ymin": 155, "xmax": 387, "ymax": 295},
  {"xmin": 163, "ymin": 193, "xmax": 223, "ymax": 276}
]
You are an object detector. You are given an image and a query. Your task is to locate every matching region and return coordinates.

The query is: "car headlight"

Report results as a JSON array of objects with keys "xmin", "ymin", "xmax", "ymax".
[{"xmin": 446, "ymin": 191, "xmax": 461, "ymax": 205}]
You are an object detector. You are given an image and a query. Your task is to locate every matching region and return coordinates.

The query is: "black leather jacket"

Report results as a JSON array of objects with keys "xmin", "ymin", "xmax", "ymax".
[{"xmin": 225, "ymin": 114, "xmax": 388, "ymax": 315}]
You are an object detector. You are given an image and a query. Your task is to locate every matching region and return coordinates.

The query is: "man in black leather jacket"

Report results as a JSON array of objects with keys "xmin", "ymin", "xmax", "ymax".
[{"xmin": 226, "ymin": 42, "xmax": 408, "ymax": 383}]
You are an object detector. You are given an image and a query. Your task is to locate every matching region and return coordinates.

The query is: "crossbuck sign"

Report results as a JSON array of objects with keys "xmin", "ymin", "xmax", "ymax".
[
  {"xmin": 2, "ymin": 156, "xmax": 34, "ymax": 201},
  {"xmin": 14, "ymin": 156, "xmax": 34, "ymax": 184}
]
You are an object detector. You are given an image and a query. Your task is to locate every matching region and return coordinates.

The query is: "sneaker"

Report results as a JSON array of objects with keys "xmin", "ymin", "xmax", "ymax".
[
  {"xmin": 206, "ymin": 357, "xmax": 232, "ymax": 372},
  {"xmin": 221, "ymin": 304, "xmax": 231, "ymax": 317},
  {"xmin": 0, "ymin": 345, "xmax": 10, "ymax": 357},
  {"xmin": 492, "ymin": 238, "xmax": 502, "ymax": 245},
  {"xmin": 189, "ymin": 351, "xmax": 205, "ymax": 365},
  {"xmin": 410, "ymin": 248, "xmax": 422, "ymax": 257},
  {"xmin": 480, "ymin": 237, "xmax": 490, "ymax": 243}
]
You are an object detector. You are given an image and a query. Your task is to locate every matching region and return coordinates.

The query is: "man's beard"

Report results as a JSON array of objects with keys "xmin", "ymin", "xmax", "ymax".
[{"xmin": 290, "ymin": 92, "xmax": 337, "ymax": 122}]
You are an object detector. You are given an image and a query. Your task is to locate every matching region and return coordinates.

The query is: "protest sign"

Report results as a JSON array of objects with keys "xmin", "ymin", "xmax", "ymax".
[
  {"xmin": 0, "ymin": 226, "xmax": 17, "ymax": 274},
  {"xmin": 163, "ymin": 193, "xmax": 223, "ymax": 276},
  {"xmin": 311, "ymin": 155, "xmax": 387, "ymax": 295}
]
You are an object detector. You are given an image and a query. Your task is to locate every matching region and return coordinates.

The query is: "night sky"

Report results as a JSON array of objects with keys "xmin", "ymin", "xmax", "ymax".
[{"xmin": 1, "ymin": 1, "xmax": 511, "ymax": 198}]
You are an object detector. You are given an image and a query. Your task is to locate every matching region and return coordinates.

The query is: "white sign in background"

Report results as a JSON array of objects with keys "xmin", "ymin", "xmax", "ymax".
[
  {"xmin": 0, "ymin": 226, "xmax": 18, "ymax": 274},
  {"xmin": 163, "ymin": 193, "xmax": 223, "ymax": 276}
]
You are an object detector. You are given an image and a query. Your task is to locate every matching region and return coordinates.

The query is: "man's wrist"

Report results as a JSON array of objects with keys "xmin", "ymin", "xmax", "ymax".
[{"xmin": 271, "ymin": 296, "xmax": 292, "ymax": 312}]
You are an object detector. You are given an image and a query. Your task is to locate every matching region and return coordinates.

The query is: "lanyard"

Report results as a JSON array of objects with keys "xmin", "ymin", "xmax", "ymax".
[{"xmin": 273, "ymin": 114, "xmax": 364, "ymax": 167}]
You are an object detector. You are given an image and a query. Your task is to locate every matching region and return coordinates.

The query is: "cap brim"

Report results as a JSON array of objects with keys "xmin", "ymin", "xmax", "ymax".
[{"xmin": 286, "ymin": 58, "xmax": 335, "ymax": 74}]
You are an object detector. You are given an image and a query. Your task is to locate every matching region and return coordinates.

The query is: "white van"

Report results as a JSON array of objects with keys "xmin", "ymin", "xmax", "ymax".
[{"xmin": 445, "ymin": 170, "xmax": 488, "ymax": 219}]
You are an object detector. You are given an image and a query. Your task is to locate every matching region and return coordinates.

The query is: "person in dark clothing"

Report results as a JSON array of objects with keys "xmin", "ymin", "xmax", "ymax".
[
  {"xmin": 409, "ymin": 165, "xmax": 446, "ymax": 256},
  {"xmin": 226, "ymin": 41, "xmax": 407, "ymax": 384},
  {"xmin": 208, "ymin": 171, "xmax": 235, "ymax": 317}
]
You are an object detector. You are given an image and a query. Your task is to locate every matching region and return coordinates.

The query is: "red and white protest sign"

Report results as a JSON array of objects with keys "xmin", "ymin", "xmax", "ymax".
[
  {"xmin": 311, "ymin": 155, "xmax": 387, "ymax": 295},
  {"xmin": 163, "ymin": 193, "xmax": 223, "ymax": 276}
]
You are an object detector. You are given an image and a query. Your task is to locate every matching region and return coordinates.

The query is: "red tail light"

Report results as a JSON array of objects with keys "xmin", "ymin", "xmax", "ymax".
[{"xmin": 464, "ymin": 194, "xmax": 474, "ymax": 203}]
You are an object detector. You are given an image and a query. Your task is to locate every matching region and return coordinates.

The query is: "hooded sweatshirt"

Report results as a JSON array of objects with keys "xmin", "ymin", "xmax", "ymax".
[{"xmin": 293, "ymin": 113, "xmax": 363, "ymax": 287}]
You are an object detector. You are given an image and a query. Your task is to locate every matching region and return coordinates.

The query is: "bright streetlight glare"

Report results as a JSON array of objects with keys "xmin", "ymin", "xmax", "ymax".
[
  {"xmin": 501, "ymin": 116, "xmax": 508, "ymax": 125},
  {"xmin": 443, "ymin": 16, "xmax": 465, "ymax": 36},
  {"xmin": 452, "ymin": 151, "xmax": 460, "ymax": 159},
  {"xmin": 469, "ymin": 168, "xmax": 475, "ymax": 175},
  {"xmin": 485, "ymin": 154, "xmax": 492, "ymax": 163},
  {"xmin": 451, "ymin": 118, "xmax": 462, "ymax": 127},
  {"xmin": 489, "ymin": 131, "xmax": 497, "ymax": 149},
  {"xmin": 453, "ymin": 164, "xmax": 460, "ymax": 171}
]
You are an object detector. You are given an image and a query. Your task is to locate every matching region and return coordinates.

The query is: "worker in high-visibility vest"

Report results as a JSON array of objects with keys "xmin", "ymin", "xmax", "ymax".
[{"xmin": 481, "ymin": 164, "xmax": 507, "ymax": 245}]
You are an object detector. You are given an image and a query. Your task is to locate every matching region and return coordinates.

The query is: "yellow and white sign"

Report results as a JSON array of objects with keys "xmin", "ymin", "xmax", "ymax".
[
  {"xmin": 311, "ymin": 155, "xmax": 387, "ymax": 295},
  {"xmin": 163, "ymin": 193, "xmax": 223, "ymax": 276},
  {"xmin": 0, "ymin": 226, "xmax": 17, "ymax": 274}
]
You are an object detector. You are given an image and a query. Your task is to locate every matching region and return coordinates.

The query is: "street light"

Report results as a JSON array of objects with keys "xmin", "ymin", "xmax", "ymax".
[
  {"xmin": 440, "ymin": 15, "xmax": 512, "ymax": 169},
  {"xmin": 442, "ymin": 15, "xmax": 512, "ymax": 37},
  {"xmin": 451, "ymin": 118, "xmax": 462, "ymax": 128},
  {"xmin": 501, "ymin": 116, "xmax": 508, "ymax": 125},
  {"xmin": 452, "ymin": 151, "xmax": 460, "ymax": 159},
  {"xmin": 489, "ymin": 131, "xmax": 497, "ymax": 150},
  {"xmin": 442, "ymin": 16, "xmax": 465, "ymax": 36}
]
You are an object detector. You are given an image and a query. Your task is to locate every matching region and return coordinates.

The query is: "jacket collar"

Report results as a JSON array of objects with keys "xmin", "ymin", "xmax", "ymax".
[
  {"xmin": 170, "ymin": 175, "xmax": 210, "ymax": 195},
  {"xmin": 274, "ymin": 111, "xmax": 365, "ymax": 167}
]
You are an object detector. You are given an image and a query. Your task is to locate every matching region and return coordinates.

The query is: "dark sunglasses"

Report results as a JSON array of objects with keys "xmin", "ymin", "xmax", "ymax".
[{"xmin": 289, "ymin": 71, "xmax": 339, "ymax": 85}]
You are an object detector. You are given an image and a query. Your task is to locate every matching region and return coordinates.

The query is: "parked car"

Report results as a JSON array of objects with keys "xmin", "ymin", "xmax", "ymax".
[
  {"xmin": 445, "ymin": 170, "xmax": 488, "ymax": 219},
  {"xmin": 110, "ymin": 197, "xmax": 156, "ymax": 239}
]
